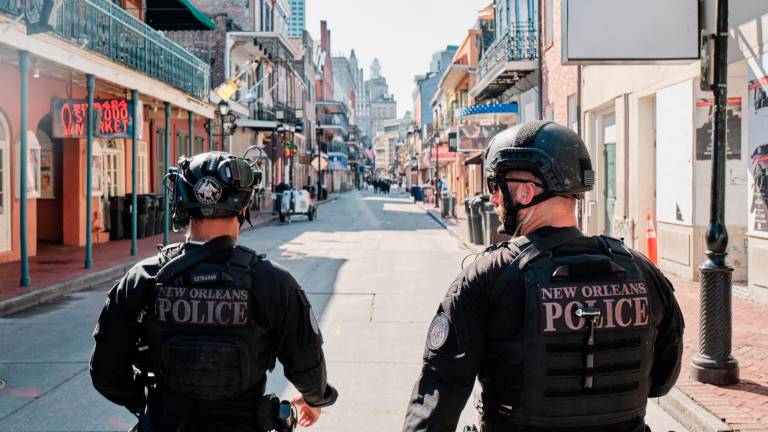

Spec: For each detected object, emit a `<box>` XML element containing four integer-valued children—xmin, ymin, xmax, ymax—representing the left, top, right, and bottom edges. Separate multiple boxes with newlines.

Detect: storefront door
<box><xmin>0</xmin><ymin>112</ymin><xmax>9</xmax><ymax>252</ymax></box>
<box><xmin>602</xmin><ymin>114</ymin><xmax>617</xmax><ymax>237</ymax></box>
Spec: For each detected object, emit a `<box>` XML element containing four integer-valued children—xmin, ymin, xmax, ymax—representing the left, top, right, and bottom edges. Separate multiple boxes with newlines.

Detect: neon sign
<box><xmin>53</xmin><ymin>99</ymin><xmax>134</xmax><ymax>138</ymax></box>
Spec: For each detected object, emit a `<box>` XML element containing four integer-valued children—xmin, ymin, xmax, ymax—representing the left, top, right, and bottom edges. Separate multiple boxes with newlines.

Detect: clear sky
<box><xmin>306</xmin><ymin>0</ymin><xmax>492</xmax><ymax>118</ymax></box>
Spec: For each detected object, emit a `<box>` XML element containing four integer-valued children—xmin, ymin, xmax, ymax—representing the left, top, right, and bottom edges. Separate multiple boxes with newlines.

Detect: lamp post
<box><xmin>690</xmin><ymin>0</ymin><xmax>739</xmax><ymax>386</ymax></box>
<box><xmin>218</xmin><ymin>100</ymin><xmax>229</xmax><ymax>152</ymax></box>
<box><xmin>434</xmin><ymin>131</ymin><xmax>440</xmax><ymax>208</ymax></box>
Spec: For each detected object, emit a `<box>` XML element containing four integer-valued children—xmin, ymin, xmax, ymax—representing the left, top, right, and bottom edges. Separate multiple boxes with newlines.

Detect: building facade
<box><xmin>0</xmin><ymin>0</ymin><xmax>214</xmax><ymax>270</ymax></box>
<box><xmin>287</xmin><ymin>0</ymin><xmax>305</xmax><ymax>38</ymax></box>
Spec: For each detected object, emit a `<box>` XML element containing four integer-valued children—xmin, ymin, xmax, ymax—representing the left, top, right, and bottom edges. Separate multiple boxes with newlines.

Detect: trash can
<box><xmin>321</xmin><ymin>186</ymin><xmax>328</xmax><ymax>201</ymax></box>
<box><xmin>141</xmin><ymin>194</ymin><xmax>157</xmax><ymax>236</ymax></box>
<box><xmin>412</xmin><ymin>186</ymin><xmax>423</xmax><ymax>202</ymax></box>
<box><xmin>481</xmin><ymin>202</ymin><xmax>509</xmax><ymax>245</ymax></box>
<box><xmin>470</xmin><ymin>195</ymin><xmax>488</xmax><ymax>245</ymax></box>
<box><xmin>109</xmin><ymin>196</ymin><xmax>126</xmax><ymax>241</ymax></box>
<box><xmin>154</xmin><ymin>194</ymin><xmax>165</xmax><ymax>235</ymax></box>
<box><xmin>441</xmin><ymin>192</ymin><xmax>456</xmax><ymax>218</ymax></box>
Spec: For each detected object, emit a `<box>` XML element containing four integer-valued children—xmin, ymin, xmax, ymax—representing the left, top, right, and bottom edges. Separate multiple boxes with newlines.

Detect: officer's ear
<box><xmin>514</xmin><ymin>182</ymin><xmax>536</xmax><ymax>206</ymax></box>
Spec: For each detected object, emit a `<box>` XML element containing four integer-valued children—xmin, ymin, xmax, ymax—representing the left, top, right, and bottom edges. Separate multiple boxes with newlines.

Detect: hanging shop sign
<box><xmin>448</xmin><ymin>131</ymin><xmax>458</xmax><ymax>152</ymax></box>
<box><xmin>52</xmin><ymin>99</ymin><xmax>134</xmax><ymax>139</ymax></box>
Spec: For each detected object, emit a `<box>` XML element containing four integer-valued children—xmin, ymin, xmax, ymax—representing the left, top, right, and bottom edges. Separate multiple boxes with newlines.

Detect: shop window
<box><xmin>176</xmin><ymin>132</ymin><xmax>188</xmax><ymax>161</ymax></box>
<box><xmin>37</xmin><ymin>129</ymin><xmax>55</xmax><ymax>199</ymax></box>
<box><xmin>100</xmin><ymin>139</ymin><xmax>125</xmax><ymax>198</ymax></box>
<box><xmin>155</xmin><ymin>128</ymin><xmax>166</xmax><ymax>193</ymax></box>
<box><xmin>92</xmin><ymin>140</ymin><xmax>104</xmax><ymax>197</ymax></box>
<box><xmin>137</xmin><ymin>140</ymin><xmax>149</xmax><ymax>193</ymax></box>
<box><xmin>193</xmin><ymin>136</ymin><xmax>205</xmax><ymax>155</ymax></box>
<box><xmin>15</xmin><ymin>130</ymin><xmax>41</xmax><ymax>199</ymax></box>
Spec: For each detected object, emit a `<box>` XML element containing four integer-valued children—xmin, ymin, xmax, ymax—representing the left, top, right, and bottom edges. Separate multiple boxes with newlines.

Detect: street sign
<box><xmin>562</xmin><ymin>0</ymin><xmax>699</xmax><ymax>64</ymax></box>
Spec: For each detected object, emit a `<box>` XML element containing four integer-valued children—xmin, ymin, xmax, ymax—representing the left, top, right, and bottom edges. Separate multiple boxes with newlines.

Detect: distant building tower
<box><xmin>288</xmin><ymin>0</ymin><xmax>305</xmax><ymax>38</ymax></box>
<box><xmin>370</xmin><ymin>58</ymin><xmax>382</xmax><ymax>79</ymax></box>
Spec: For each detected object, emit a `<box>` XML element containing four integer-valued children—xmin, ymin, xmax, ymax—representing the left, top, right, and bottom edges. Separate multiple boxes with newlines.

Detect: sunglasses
<box><xmin>486</xmin><ymin>176</ymin><xmax>545</xmax><ymax>194</ymax></box>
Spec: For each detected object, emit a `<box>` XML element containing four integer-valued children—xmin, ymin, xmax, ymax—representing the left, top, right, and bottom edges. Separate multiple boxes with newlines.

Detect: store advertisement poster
<box><xmin>748</xmin><ymin>53</ymin><xmax>768</xmax><ymax>234</ymax></box>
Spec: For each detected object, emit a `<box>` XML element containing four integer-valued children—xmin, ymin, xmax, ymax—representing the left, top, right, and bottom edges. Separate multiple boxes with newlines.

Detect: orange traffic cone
<box><xmin>645</xmin><ymin>212</ymin><xmax>658</xmax><ymax>265</ymax></box>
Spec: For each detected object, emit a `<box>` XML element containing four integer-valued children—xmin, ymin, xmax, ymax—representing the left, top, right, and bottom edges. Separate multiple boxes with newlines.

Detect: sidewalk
<box><xmin>0</xmin><ymin>211</ymin><xmax>276</xmax><ymax>315</ymax></box>
<box><xmin>420</xmin><ymin>201</ymin><xmax>768</xmax><ymax>431</ymax></box>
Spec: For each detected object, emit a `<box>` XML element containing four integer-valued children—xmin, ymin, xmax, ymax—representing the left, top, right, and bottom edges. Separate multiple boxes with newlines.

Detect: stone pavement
<box><xmin>420</xmin><ymin>197</ymin><xmax>768</xmax><ymax>432</ymax></box>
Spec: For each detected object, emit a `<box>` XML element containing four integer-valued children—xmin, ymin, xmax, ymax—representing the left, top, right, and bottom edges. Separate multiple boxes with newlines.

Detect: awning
<box><xmin>145</xmin><ymin>0</ymin><xmax>216</xmax><ymax>31</ymax></box>
<box><xmin>464</xmin><ymin>151</ymin><xmax>484</xmax><ymax>165</ymax></box>
<box><xmin>457</xmin><ymin>102</ymin><xmax>518</xmax><ymax>117</ymax></box>
<box><xmin>236</xmin><ymin>118</ymin><xmax>279</xmax><ymax>131</ymax></box>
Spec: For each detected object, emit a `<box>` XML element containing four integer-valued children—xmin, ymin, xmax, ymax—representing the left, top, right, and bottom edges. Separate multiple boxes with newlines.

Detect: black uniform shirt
<box><xmin>403</xmin><ymin>227</ymin><xmax>684</xmax><ymax>432</ymax></box>
<box><xmin>90</xmin><ymin>240</ymin><xmax>337</xmax><ymax>424</ymax></box>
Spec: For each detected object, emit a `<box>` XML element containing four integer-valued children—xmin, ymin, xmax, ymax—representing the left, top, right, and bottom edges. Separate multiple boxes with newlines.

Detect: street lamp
<box><xmin>433</xmin><ymin>131</ymin><xmax>440</xmax><ymax>208</ymax></box>
<box><xmin>217</xmin><ymin>100</ymin><xmax>230</xmax><ymax>151</ymax></box>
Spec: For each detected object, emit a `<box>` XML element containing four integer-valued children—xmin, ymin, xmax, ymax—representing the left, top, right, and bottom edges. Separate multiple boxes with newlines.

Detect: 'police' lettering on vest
<box><xmin>539</xmin><ymin>280</ymin><xmax>650</xmax><ymax>333</ymax></box>
<box><xmin>155</xmin><ymin>285</ymin><xmax>250</xmax><ymax>326</ymax></box>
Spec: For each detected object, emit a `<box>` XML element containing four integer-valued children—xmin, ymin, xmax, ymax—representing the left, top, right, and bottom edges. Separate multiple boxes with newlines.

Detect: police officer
<box><xmin>91</xmin><ymin>151</ymin><xmax>337</xmax><ymax>431</ymax></box>
<box><xmin>403</xmin><ymin>121</ymin><xmax>683</xmax><ymax>432</ymax></box>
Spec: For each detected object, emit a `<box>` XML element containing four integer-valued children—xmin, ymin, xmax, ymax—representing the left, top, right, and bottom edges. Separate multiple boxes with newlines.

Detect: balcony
<box><xmin>0</xmin><ymin>0</ymin><xmax>210</xmax><ymax>100</ymax></box>
<box><xmin>470</xmin><ymin>24</ymin><xmax>538</xmax><ymax>101</ymax></box>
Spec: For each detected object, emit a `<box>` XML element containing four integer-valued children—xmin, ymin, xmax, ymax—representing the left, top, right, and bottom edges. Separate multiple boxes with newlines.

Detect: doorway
<box><xmin>0</xmin><ymin>111</ymin><xmax>9</xmax><ymax>252</ymax></box>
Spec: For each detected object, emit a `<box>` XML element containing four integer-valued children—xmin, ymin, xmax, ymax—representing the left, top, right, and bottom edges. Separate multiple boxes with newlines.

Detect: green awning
<box><xmin>146</xmin><ymin>0</ymin><xmax>216</xmax><ymax>31</ymax></box>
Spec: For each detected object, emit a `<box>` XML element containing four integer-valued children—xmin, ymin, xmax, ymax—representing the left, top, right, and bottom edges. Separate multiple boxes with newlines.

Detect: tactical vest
<box><xmin>478</xmin><ymin>230</ymin><xmax>657</xmax><ymax>429</ymax></box>
<box><xmin>143</xmin><ymin>244</ymin><xmax>273</xmax><ymax>401</ymax></box>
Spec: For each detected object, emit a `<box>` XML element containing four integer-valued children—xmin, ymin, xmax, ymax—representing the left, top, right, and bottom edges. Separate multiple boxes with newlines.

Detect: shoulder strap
<box><xmin>225</xmin><ymin>245</ymin><xmax>262</xmax><ymax>283</ymax></box>
<box><xmin>155</xmin><ymin>236</ymin><xmax>236</xmax><ymax>284</ymax></box>
<box><xmin>490</xmin><ymin>228</ymin><xmax>584</xmax><ymax>306</ymax></box>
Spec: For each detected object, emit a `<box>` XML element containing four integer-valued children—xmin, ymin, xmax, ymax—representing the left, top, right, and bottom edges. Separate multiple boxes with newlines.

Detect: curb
<box><xmin>652</xmin><ymin>388</ymin><xmax>732</xmax><ymax>432</ymax></box>
<box><xmin>416</xmin><ymin>202</ymin><xmax>483</xmax><ymax>253</ymax></box>
<box><xmin>0</xmin><ymin>261</ymin><xmax>137</xmax><ymax>317</ymax></box>
<box><xmin>0</xmin><ymin>211</ymin><xmax>286</xmax><ymax>317</ymax></box>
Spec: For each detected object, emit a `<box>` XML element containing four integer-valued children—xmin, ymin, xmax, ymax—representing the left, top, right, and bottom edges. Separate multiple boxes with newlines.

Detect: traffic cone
<box><xmin>645</xmin><ymin>212</ymin><xmax>658</xmax><ymax>265</ymax></box>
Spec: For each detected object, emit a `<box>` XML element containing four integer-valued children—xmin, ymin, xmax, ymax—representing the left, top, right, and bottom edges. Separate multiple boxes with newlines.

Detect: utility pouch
<box><xmin>160</xmin><ymin>336</ymin><xmax>250</xmax><ymax>400</ymax></box>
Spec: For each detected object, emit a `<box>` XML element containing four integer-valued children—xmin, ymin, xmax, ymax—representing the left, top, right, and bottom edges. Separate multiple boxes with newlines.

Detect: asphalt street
<box><xmin>0</xmin><ymin>190</ymin><xmax>689</xmax><ymax>431</ymax></box>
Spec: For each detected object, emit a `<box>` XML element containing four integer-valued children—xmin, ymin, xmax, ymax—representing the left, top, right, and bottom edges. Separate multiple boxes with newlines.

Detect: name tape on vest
<box><xmin>539</xmin><ymin>280</ymin><xmax>650</xmax><ymax>333</ymax></box>
<box><xmin>155</xmin><ymin>285</ymin><xmax>250</xmax><ymax>326</ymax></box>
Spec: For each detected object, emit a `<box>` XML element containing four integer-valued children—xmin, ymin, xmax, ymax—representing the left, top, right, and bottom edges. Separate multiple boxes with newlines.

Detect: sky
<box><xmin>306</xmin><ymin>0</ymin><xmax>492</xmax><ymax>118</ymax></box>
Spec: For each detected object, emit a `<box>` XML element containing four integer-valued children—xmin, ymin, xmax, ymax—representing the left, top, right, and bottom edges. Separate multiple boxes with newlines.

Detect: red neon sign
<box><xmin>53</xmin><ymin>99</ymin><xmax>133</xmax><ymax>139</ymax></box>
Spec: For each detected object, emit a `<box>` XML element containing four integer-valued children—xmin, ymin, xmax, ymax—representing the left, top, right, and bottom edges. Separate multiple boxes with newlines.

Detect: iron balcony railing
<box><xmin>318</xmin><ymin>113</ymin><xmax>349</xmax><ymax>130</ymax></box>
<box><xmin>0</xmin><ymin>0</ymin><xmax>17</xmax><ymax>15</ymax></box>
<box><xmin>477</xmin><ymin>24</ymin><xmax>538</xmax><ymax>83</ymax></box>
<box><xmin>0</xmin><ymin>0</ymin><xmax>210</xmax><ymax>99</ymax></box>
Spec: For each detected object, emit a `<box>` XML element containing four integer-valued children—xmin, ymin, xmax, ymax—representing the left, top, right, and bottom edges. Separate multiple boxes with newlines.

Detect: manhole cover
<box><xmin>0</xmin><ymin>378</ymin><xmax>6</xmax><ymax>390</ymax></box>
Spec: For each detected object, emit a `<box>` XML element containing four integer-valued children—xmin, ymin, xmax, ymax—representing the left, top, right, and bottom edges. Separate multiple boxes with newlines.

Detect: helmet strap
<box><xmin>499</xmin><ymin>181</ymin><xmax>555</xmax><ymax>235</ymax></box>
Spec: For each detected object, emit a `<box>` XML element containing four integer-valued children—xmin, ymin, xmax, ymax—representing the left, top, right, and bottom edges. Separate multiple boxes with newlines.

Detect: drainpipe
<box><xmin>163</xmin><ymin>101</ymin><xmax>171</xmax><ymax>246</ymax></box>
<box><xmin>130</xmin><ymin>90</ymin><xmax>138</xmax><ymax>256</ymax></box>
<box><xmin>85</xmin><ymin>74</ymin><xmax>95</xmax><ymax>269</ymax></box>
<box><xmin>18</xmin><ymin>50</ymin><xmax>30</xmax><ymax>287</ymax></box>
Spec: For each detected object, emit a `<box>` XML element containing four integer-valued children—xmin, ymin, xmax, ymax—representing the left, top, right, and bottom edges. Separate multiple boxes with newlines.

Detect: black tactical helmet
<box><xmin>484</xmin><ymin>121</ymin><xmax>594</xmax><ymax>195</ymax></box>
<box><xmin>169</xmin><ymin>151</ymin><xmax>263</xmax><ymax>229</ymax></box>
<box><xmin>484</xmin><ymin>121</ymin><xmax>594</xmax><ymax>235</ymax></box>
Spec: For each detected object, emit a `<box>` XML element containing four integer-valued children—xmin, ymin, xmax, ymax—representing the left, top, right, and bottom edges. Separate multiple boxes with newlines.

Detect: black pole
<box><xmin>163</xmin><ymin>102</ymin><xmax>171</xmax><ymax>246</ymax></box>
<box><xmin>690</xmin><ymin>0</ymin><xmax>739</xmax><ymax>386</ymax></box>
<box><xmin>317</xmin><ymin>131</ymin><xmax>322</xmax><ymax>201</ymax></box>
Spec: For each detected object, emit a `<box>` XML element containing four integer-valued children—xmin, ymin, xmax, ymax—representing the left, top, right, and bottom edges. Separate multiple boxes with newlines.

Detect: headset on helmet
<box><xmin>484</xmin><ymin>121</ymin><xmax>594</xmax><ymax>235</ymax></box>
<box><xmin>166</xmin><ymin>147</ymin><xmax>264</xmax><ymax>230</ymax></box>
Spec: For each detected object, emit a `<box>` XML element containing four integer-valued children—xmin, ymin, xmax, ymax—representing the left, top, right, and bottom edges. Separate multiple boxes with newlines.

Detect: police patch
<box><xmin>155</xmin><ymin>285</ymin><xmax>249</xmax><ymax>326</ymax></box>
<box><xmin>427</xmin><ymin>313</ymin><xmax>450</xmax><ymax>350</ymax></box>
<box><xmin>194</xmin><ymin>177</ymin><xmax>222</xmax><ymax>205</ymax></box>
